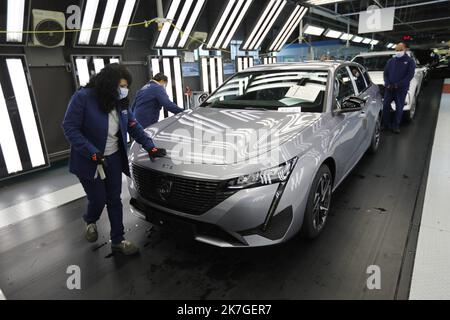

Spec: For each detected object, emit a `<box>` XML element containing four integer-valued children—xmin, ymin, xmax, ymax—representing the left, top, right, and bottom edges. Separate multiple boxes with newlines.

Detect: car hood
<box><xmin>145</xmin><ymin>108</ymin><xmax>321</xmax><ymax>165</ymax></box>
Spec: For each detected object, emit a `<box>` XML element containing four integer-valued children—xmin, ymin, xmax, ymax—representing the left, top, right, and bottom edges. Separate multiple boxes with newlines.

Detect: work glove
<box><xmin>148</xmin><ymin>147</ymin><xmax>167</xmax><ymax>161</ymax></box>
<box><xmin>91</xmin><ymin>153</ymin><xmax>107</xmax><ymax>180</ymax></box>
<box><xmin>91</xmin><ymin>153</ymin><xmax>106</xmax><ymax>165</ymax></box>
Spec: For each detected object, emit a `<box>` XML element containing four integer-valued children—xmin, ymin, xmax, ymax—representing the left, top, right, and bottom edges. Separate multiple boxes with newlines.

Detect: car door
<box><xmin>348</xmin><ymin>64</ymin><xmax>375</xmax><ymax>151</ymax></box>
<box><xmin>331</xmin><ymin>66</ymin><xmax>366</xmax><ymax>181</ymax></box>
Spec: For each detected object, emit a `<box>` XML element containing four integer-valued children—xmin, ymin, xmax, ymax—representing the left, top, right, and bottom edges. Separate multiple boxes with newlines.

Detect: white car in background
<box><xmin>352</xmin><ymin>51</ymin><xmax>425</xmax><ymax>122</ymax></box>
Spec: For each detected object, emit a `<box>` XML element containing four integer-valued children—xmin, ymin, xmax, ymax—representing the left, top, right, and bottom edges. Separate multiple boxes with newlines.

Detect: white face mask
<box><xmin>118</xmin><ymin>87</ymin><xmax>129</xmax><ymax>99</ymax></box>
<box><xmin>395</xmin><ymin>51</ymin><xmax>405</xmax><ymax>58</ymax></box>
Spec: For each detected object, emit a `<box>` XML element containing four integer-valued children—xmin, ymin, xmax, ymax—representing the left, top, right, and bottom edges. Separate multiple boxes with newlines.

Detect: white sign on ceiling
<box><xmin>358</xmin><ymin>6</ymin><xmax>395</xmax><ymax>34</ymax></box>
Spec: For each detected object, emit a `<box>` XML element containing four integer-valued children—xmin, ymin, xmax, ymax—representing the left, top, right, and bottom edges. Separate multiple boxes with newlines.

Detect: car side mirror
<box><xmin>336</xmin><ymin>96</ymin><xmax>365</xmax><ymax>114</ymax></box>
<box><xmin>198</xmin><ymin>92</ymin><xmax>209</xmax><ymax>104</ymax></box>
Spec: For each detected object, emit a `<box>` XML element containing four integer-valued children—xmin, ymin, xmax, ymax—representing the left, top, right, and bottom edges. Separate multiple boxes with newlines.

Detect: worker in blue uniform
<box><xmin>62</xmin><ymin>64</ymin><xmax>166</xmax><ymax>255</ymax></box>
<box><xmin>383</xmin><ymin>42</ymin><xmax>416</xmax><ymax>134</ymax></box>
<box><xmin>132</xmin><ymin>73</ymin><xmax>184</xmax><ymax>128</ymax></box>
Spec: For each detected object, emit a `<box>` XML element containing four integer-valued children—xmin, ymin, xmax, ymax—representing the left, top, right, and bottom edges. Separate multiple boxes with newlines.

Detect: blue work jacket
<box><xmin>62</xmin><ymin>88</ymin><xmax>155</xmax><ymax>180</ymax></box>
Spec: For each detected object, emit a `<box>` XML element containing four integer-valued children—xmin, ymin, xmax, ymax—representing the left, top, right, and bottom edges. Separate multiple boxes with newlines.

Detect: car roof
<box><xmin>241</xmin><ymin>60</ymin><xmax>356</xmax><ymax>73</ymax></box>
<box><xmin>355</xmin><ymin>51</ymin><xmax>395</xmax><ymax>57</ymax></box>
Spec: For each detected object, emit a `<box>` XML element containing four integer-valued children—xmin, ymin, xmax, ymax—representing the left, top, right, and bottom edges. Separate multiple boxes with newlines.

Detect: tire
<box><xmin>368</xmin><ymin>116</ymin><xmax>381</xmax><ymax>154</ymax></box>
<box><xmin>300</xmin><ymin>164</ymin><xmax>333</xmax><ymax>239</ymax></box>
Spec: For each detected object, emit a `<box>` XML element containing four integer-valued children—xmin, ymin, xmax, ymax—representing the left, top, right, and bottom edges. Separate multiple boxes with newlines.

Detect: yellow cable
<box><xmin>0</xmin><ymin>17</ymin><xmax>306</xmax><ymax>57</ymax></box>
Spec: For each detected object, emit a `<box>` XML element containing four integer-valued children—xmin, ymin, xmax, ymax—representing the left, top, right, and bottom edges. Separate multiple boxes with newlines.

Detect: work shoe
<box><xmin>85</xmin><ymin>223</ymin><xmax>98</xmax><ymax>242</ymax></box>
<box><xmin>111</xmin><ymin>240</ymin><xmax>139</xmax><ymax>256</ymax></box>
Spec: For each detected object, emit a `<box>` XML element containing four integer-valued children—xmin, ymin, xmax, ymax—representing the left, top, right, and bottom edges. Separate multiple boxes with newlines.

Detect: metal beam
<box><xmin>335</xmin><ymin>0</ymin><xmax>450</xmax><ymax>17</ymax></box>
<box><xmin>309</xmin><ymin>6</ymin><xmax>358</xmax><ymax>27</ymax></box>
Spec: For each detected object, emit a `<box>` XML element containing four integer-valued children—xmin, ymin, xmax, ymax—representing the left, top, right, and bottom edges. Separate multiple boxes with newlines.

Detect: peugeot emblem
<box><xmin>158</xmin><ymin>177</ymin><xmax>173</xmax><ymax>201</ymax></box>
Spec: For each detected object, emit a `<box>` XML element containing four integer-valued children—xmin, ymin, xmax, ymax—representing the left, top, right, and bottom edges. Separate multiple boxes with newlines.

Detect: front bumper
<box><xmin>128</xmin><ymin>179</ymin><xmax>296</xmax><ymax>247</ymax></box>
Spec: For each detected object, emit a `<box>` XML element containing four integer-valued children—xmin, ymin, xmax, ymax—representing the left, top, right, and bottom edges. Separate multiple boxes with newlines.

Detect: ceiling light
<box><xmin>303</xmin><ymin>24</ymin><xmax>325</xmax><ymax>36</ymax></box>
<box><xmin>6</xmin><ymin>59</ymin><xmax>46</xmax><ymax>168</ymax></box>
<box><xmin>324</xmin><ymin>29</ymin><xmax>342</xmax><ymax>39</ymax></box>
<box><xmin>97</xmin><ymin>0</ymin><xmax>119</xmax><ymax>45</ymax></box>
<box><xmin>113</xmin><ymin>0</ymin><xmax>137</xmax><ymax>46</ymax></box>
<box><xmin>242</xmin><ymin>0</ymin><xmax>287</xmax><ymax>51</ymax></box>
<box><xmin>307</xmin><ymin>0</ymin><xmax>345</xmax><ymax>5</ymax></box>
<box><xmin>370</xmin><ymin>39</ymin><xmax>379</xmax><ymax>45</ymax></box>
<box><xmin>352</xmin><ymin>36</ymin><xmax>363</xmax><ymax>43</ymax></box>
<box><xmin>362</xmin><ymin>38</ymin><xmax>372</xmax><ymax>44</ymax></box>
<box><xmin>178</xmin><ymin>0</ymin><xmax>207</xmax><ymax>48</ymax></box>
<box><xmin>269</xmin><ymin>5</ymin><xmax>308</xmax><ymax>52</ymax></box>
<box><xmin>6</xmin><ymin>0</ymin><xmax>26</xmax><ymax>43</ymax></box>
<box><xmin>340</xmin><ymin>33</ymin><xmax>353</xmax><ymax>41</ymax></box>
<box><xmin>78</xmin><ymin>0</ymin><xmax>100</xmax><ymax>45</ymax></box>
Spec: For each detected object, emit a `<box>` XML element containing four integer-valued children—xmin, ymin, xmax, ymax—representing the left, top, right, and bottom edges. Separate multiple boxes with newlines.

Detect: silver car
<box><xmin>128</xmin><ymin>61</ymin><xmax>382</xmax><ymax>247</ymax></box>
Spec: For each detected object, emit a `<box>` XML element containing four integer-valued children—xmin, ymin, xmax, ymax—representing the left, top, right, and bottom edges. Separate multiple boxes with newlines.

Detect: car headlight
<box><xmin>226</xmin><ymin>157</ymin><xmax>298</xmax><ymax>190</ymax></box>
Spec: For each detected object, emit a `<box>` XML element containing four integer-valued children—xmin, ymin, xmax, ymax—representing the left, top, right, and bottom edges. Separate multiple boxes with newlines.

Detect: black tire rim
<box><xmin>312</xmin><ymin>172</ymin><xmax>332</xmax><ymax>232</ymax></box>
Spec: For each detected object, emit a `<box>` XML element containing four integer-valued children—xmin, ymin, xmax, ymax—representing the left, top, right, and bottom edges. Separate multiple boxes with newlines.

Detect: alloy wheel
<box><xmin>312</xmin><ymin>172</ymin><xmax>332</xmax><ymax>232</ymax></box>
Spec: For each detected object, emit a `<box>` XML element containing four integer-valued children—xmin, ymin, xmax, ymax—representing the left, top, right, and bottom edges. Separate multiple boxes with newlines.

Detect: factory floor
<box><xmin>0</xmin><ymin>79</ymin><xmax>444</xmax><ymax>300</ymax></box>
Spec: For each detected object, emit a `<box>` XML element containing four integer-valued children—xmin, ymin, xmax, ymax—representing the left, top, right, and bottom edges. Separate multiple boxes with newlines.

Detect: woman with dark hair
<box><xmin>62</xmin><ymin>63</ymin><xmax>166</xmax><ymax>255</ymax></box>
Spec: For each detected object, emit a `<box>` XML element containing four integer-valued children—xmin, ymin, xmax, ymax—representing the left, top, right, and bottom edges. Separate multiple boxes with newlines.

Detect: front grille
<box><xmin>132</xmin><ymin>163</ymin><xmax>237</xmax><ymax>215</ymax></box>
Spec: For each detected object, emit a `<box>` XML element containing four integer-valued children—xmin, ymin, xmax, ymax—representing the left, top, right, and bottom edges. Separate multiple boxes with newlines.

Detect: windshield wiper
<box><xmin>243</xmin><ymin>107</ymin><xmax>269</xmax><ymax>111</ymax></box>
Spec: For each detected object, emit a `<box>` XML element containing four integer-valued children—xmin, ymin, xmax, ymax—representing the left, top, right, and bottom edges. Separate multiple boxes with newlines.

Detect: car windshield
<box><xmin>353</xmin><ymin>55</ymin><xmax>393</xmax><ymax>71</ymax></box>
<box><xmin>202</xmin><ymin>70</ymin><xmax>328</xmax><ymax>113</ymax></box>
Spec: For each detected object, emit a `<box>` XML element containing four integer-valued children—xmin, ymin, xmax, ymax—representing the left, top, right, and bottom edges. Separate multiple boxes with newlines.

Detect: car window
<box><xmin>334</xmin><ymin>67</ymin><xmax>356</xmax><ymax>107</ymax></box>
<box><xmin>353</xmin><ymin>55</ymin><xmax>392</xmax><ymax>71</ymax></box>
<box><xmin>203</xmin><ymin>70</ymin><xmax>328</xmax><ymax>113</ymax></box>
<box><xmin>348</xmin><ymin>65</ymin><xmax>368</xmax><ymax>93</ymax></box>
<box><xmin>361</xmin><ymin>69</ymin><xmax>371</xmax><ymax>87</ymax></box>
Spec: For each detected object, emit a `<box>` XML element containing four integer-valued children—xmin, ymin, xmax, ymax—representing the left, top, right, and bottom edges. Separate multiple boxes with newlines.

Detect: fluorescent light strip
<box><xmin>110</xmin><ymin>58</ymin><xmax>120</xmax><ymax>64</ymax></box>
<box><xmin>274</xmin><ymin>7</ymin><xmax>308</xmax><ymax>51</ymax></box>
<box><xmin>352</xmin><ymin>36</ymin><xmax>363</xmax><ymax>43</ymax></box>
<box><xmin>113</xmin><ymin>0</ymin><xmax>137</xmax><ymax>46</ymax></box>
<box><xmin>252</xmin><ymin>0</ymin><xmax>286</xmax><ymax>50</ymax></box>
<box><xmin>151</xmin><ymin>58</ymin><xmax>165</xmax><ymax>120</ymax></box>
<box><xmin>324</xmin><ymin>29</ymin><xmax>342</xmax><ymax>39</ymax></box>
<box><xmin>370</xmin><ymin>39</ymin><xmax>379</xmax><ymax>45</ymax></box>
<box><xmin>178</xmin><ymin>0</ymin><xmax>206</xmax><ymax>48</ymax></box>
<box><xmin>168</xmin><ymin>0</ymin><xmax>194</xmax><ymax>48</ymax></box>
<box><xmin>217</xmin><ymin>57</ymin><xmax>224</xmax><ymax>86</ymax></box>
<box><xmin>237</xmin><ymin>57</ymin><xmax>243</xmax><ymax>72</ymax></box>
<box><xmin>307</xmin><ymin>0</ymin><xmax>345</xmax><ymax>4</ymax></box>
<box><xmin>386</xmin><ymin>43</ymin><xmax>394</xmax><ymax>48</ymax></box>
<box><xmin>162</xmin><ymin>58</ymin><xmax>174</xmax><ymax>102</ymax></box>
<box><xmin>362</xmin><ymin>38</ymin><xmax>372</xmax><ymax>44</ymax></box>
<box><xmin>151</xmin><ymin>58</ymin><xmax>160</xmax><ymax>75</ymax></box>
<box><xmin>156</xmin><ymin>0</ymin><xmax>181</xmax><ymax>47</ymax></box>
<box><xmin>340</xmin><ymin>33</ymin><xmax>353</xmax><ymax>41</ymax></box>
<box><xmin>173</xmin><ymin>57</ymin><xmax>184</xmax><ymax>109</ymax></box>
<box><xmin>207</xmin><ymin>0</ymin><xmax>236</xmax><ymax>48</ymax></box>
<box><xmin>269</xmin><ymin>5</ymin><xmax>301</xmax><ymax>51</ymax></box>
<box><xmin>6</xmin><ymin>59</ymin><xmax>46</xmax><ymax>168</ymax></box>
<box><xmin>272</xmin><ymin>6</ymin><xmax>307</xmax><ymax>51</ymax></box>
<box><xmin>243</xmin><ymin>58</ymin><xmax>248</xmax><ymax>70</ymax></box>
<box><xmin>210</xmin><ymin>58</ymin><xmax>217</xmax><ymax>92</ymax></box>
<box><xmin>79</xmin><ymin>0</ymin><xmax>100</xmax><ymax>45</ymax></box>
<box><xmin>6</xmin><ymin>0</ymin><xmax>25</xmax><ymax>42</ymax></box>
<box><xmin>201</xmin><ymin>57</ymin><xmax>209</xmax><ymax>93</ymax></box>
<box><xmin>0</xmin><ymin>82</ymin><xmax>22</xmax><ymax>173</ymax></box>
<box><xmin>93</xmin><ymin>58</ymin><xmax>105</xmax><ymax>73</ymax></box>
<box><xmin>222</xmin><ymin>0</ymin><xmax>253</xmax><ymax>49</ymax></box>
<box><xmin>76</xmin><ymin>58</ymin><xmax>90</xmax><ymax>87</ymax></box>
<box><xmin>215</xmin><ymin>0</ymin><xmax>245</xmax><ymax>49</ymax></box>
<box><xmin>97</xmin><ymin>0</ymin><xmax>119</xmax><ymax>45</ymax></box>
<box><xmin>249</xmin><ymin>57</ymin><xmax>254</xmax><ymax>67</ymax></box>
<box><xmin>243</xmin><ymin>0</ymin><xmax>276</xmax><ymax>50</ymax></box>
<box><xmin>303</xmin><ymin>25</ymin><xmax>324</xmax><ymax>36</ymax></box>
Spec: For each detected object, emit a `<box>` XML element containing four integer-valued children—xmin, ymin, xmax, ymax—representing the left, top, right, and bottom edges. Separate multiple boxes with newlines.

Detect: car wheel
<box><xmin>300</xmin><ymin>165</ymin><xmax>333</xmax><ymax>239</ymax></box>
<box><xmin>368</xmin><ymin>116</ymin><xmax>381</xmax><ymax>154</ymax></box>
